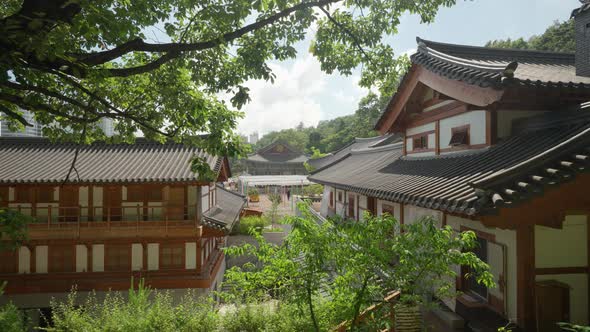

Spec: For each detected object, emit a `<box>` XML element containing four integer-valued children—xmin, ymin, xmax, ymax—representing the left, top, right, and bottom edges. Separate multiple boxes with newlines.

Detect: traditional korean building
<box><xmin>309</xmin><ymin>7</ymin><xmax>590</xmax><ymax>331</ymax></box>
<box><xmin>243</xmin><ymin>140</ymin><xmax>308</xmax><ymax>175</ymax></box>
<box><xmin>0</xmin><ymin>137</ymin><xmax>245</xmax><ymax>318</ymax></box>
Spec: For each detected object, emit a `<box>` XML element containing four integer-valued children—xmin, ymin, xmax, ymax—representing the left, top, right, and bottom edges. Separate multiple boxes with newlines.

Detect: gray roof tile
<box><xmin>0</xmin><ymin>137</ymin><xmax>221</xmax><ymax>184</ymax></box>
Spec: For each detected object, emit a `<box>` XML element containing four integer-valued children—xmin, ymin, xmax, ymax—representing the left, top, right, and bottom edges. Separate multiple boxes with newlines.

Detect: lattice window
<box><xmin>160</xmin><ymin>243</ymin><xmax>184</xmax><ymax>269</ymax></box>
<box><xmin>412</xmin><ymin>135</ymin><xmax>428</xmax><ymax>150</ymax></box>
<box><xmin>105</xmin><ymin>245</ymin><xmax>131</xmax><ymax>272</ymax></box>
<box><xmin>49</xmin><ymin>245</ymin><xmax>75</xmax><ymax>273</ymax></box>
<box><xmin>37</xmin><ymin>187</ymin><xmax>55</xmax><ymax>203</ymax></box>
<box><xmin>449</xmin><ymin>126</ymin><xmax>470</xmax><ymax>146</ymax></box>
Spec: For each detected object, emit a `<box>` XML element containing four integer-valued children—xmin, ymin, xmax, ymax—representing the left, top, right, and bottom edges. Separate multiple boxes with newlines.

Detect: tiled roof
<box><xmin>245</xmin><ymin>153</ymin><xmax>308</xmax><ymax>163</ymax></box>
<box><xmin>306</xmin><ymin>134</ymin><xmax>399</xmax><ymax>171</ymax></box>
<box><xmin>203</xmin><ymin>185</ymin><xmax>246</xmax><ymax>231</ymax></box>
<box><xmin>309</xmin><ymin>109</ymin><xmax>590</xmax><ymax>216</ymax></box>
<box><xmin>0</xmin><ymin>137</ymin><xmax>221</xmax><ymax>184</ymax></box>
<box><xmin>572</xmin><ymin>3</ymin><xmax>590</xmax><ymax>17</ymax></box>
<box><xmin>412</xmin><ymin>37</ymin><xmax>590</xmax><ymax>90</ymax></box>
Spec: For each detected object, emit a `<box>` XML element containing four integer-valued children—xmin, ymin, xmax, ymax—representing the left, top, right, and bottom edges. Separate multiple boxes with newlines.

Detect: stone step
<box><xmin>430</xmin><ymin>307</ymin><xmax>465</xmax><ymax>330</ymax></box>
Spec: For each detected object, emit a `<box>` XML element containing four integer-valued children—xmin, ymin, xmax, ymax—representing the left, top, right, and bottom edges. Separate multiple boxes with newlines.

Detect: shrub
<box><xmin>247</xmin><ymin>187</ymin><xmax>259</xmax><ymax>196</ymax></box>
<box><xmin>268</xmin><ymin>193</ymin><xmax>281</xmax><ymax>204</ymax></box>
<box><xmin>46</xmin><ymin>281</ymin><xmax>218</xmax><ymax>332</ymax></box>
<box><xmin>0</xmin><ymin>302</ymin><xmax>26</xmax><ymax>332</ymax></box>
<box><xmin>303</xmin><ymin>184</ymin><xmax>323</xmax><ymax>196</ymax></box>
<box><xmin>237</xmin><ymin>216</ymin><xmax>268</xmax><ymax>235</ymax></box>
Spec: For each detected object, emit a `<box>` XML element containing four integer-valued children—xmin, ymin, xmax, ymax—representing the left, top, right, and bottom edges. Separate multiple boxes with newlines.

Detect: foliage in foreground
<box><xmin>223</xmin><ymin>204</ymin><xmax>494</xmax><ymax>331</ymax></box>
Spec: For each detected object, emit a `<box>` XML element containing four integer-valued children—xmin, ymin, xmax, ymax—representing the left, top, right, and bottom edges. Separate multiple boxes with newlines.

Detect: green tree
<box><xmin>485</xmin><ymin>20</ymin><xmax>574</xmax><ymax>52</ymax></box>
<box><xmin>1</xmin><ymin>0</ymin><xmax>457</xmax><ymax>173</ymax></box>
<box><xmin>223</xmin><ymin>204</ymin><xmax>494</xmax><ymax>331</ymax></box>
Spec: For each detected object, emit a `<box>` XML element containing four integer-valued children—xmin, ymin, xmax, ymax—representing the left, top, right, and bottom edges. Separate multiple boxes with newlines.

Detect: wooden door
<box><xmin>536</xmin><ymin>280</ymin><xmax>570</xmax><ymax>332</ymax></box>
<box><xmin>348</xmin><ymin>193</ymin><xmax>355</xmax><ymax>219</ymax></box>
<box><xmin>103</xmin><ymin>186</ymin><xmax>122</xmax><ymax>221</ymax></box>
<box><xmin>59</xmin><ymin>186</ymin><xmax>79</xmax><ymax>222</ymax></box>
<box><xmin>167</xmin><ymin>186</ymin><xmax>185</xmax><ymax>220</ymax></box>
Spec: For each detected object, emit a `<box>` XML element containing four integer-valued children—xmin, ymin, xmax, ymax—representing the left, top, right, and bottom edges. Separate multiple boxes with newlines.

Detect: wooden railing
<box><xmin>8</xmin><ymin>204</ymin><xmax>199</xmax><ymax>225</ymax></box>
<box><xmin>335</xmin><ymin>291</ymin><xmax>401</xmax><ymax>332</ymax></box>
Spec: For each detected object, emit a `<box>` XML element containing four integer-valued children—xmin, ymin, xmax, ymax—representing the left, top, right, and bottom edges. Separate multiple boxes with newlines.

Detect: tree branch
<box><xmin>0</xmin><ymin>104</ymin><xmax>32</xmax><ymax>127</ymax></box>
<box><xmin>318</xmin><ymin>6</ymin><xmax>372</xmax><ymax>63</ymax></box>
<box><xmin>76</xmin><ymin>0</ymin><xmax>343</xmax><ymax>66</ymax></box>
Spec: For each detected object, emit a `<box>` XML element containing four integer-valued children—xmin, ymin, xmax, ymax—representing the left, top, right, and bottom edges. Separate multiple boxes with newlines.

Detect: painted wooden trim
<box><xmin>378</xmin><ymin>66</ymin><xmax>422</xmax><ymax>134</ymax></box>
<box><xmin>406</xmin><ymin>148</ymin><xmax>435</xmax><ymax>155</ymax></box>
<box><xmin>535</xmin><ymin>266</ymin><xmax>588</xmax><ymax>275</ymax></box>
<box><xmin>405</xmin><ymin>102</ymin><xmax>469</xmax><ymax>129</ymax></box>
<box><xmin>406</xmin><ymin>130</ymin><xmax>436</xmax><ymax>139</ymax></box>
<box><xmin>418</xmin><ymin>66</ymin><xmax>504</xmax><ymax>107</ymax></box>
<box><xmin>439</xmin><ymin>143</ymin><xmax>488</xmax><ymax>154</ymax></box>
<box><xmin>461</xmin><ymin>225</ymin><xmax>496</xmax><ymax>242</ymax></box>
<box><xmin>435</xmin><ymin>121</ymin><xmax>440</xmax><ymax>155</ymax></box>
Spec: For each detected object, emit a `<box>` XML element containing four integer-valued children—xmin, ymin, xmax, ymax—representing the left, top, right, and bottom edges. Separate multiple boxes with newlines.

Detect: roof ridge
<box><xmin>417</xmin><ymin>37</ymin><xmax>575</xmax><ymax>63</ymax></box>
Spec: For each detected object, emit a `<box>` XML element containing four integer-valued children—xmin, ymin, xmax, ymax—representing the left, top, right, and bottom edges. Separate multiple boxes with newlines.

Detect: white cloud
<box><xmin>233</xmin><ymin>53</ymin><xmax>326</xmax><ymax>135</ymax></box>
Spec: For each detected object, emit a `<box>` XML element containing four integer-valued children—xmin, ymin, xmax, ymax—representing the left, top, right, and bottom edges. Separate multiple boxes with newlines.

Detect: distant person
<box><xmin>286</xmin><ymin>188</ymin><xmax>291</xmax><ymax>201</ymax></box>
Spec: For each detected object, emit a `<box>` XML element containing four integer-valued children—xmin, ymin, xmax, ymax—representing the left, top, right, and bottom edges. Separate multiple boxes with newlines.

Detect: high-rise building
<box><xmin>249</xmin><ymin>132</ymin><xmax>259</xmax><ymax>145</ymax></box>
<box><xmin>0</xmin><ymin>110</ymin><xmax>42</xmax><ymax>137</ymax></box>
<box><xmin>1</xmin><ymin>110</ymin><xmax>115</xmax><ymax>137</ymax></box>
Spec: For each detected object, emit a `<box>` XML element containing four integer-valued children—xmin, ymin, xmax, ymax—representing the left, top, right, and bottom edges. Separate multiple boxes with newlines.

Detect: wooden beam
<box><xmin>516</xmin><ymin>224</ymin><xmax>536</xmax><ymax>330</ymax></box>
<box><xmin>435</xmin><ymin>121</ymin><xmax>440</xmax><ymax>155</ymax></box>
<box><xmin>418</xmin><ymin>67</ymin><xmax>504</xmax><ymax>107</ymax></box>
<box><xmin>377</xmin><ymin>65</ymin><xmax>422</xmax><ymax>134</ymax></box>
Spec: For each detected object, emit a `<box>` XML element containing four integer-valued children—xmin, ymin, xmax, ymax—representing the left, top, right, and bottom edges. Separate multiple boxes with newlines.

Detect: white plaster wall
<box><xmin>76</xmin><ymin>245</ymin><xmax>87</xmax><ymax>272</ymax></box>
<box><xmin>446</xmin><ymin>216</ymin><xmax>518</xmax><ymax>322</ymax></box>
<box><xmin>18</xmin><ymin>247</ymin><xmax>30</xmax><ymax>274</ymax></box>
<box><xmin>404</xmin><ymin>205</ymin><xmax>443</xmax><ymax>227</ymax></box>
<box><xmin>320</xmin><ymin>185</ymin><xmax>331</xmax><ymax>217</ymax></box>
<box><xmin>536</xmin><ymin>274</ymin><xmax>588</xmax><ymax>325</ymax></box>
<box><xmin>406</xmin><ymin>138</ymin><xmax>413</xmax><ymax>151</ymax></box>
<box><xmin>201</xmin><ymin>186</ymin><xmax>210</xmax><ymax>212</ymax></box>
<box><xmin>335</xmin><ymin>189</ymin><xmax>347</xmax><ymax>217</ymax></box>
<box><xmin>406</xmin><ymin>122</ymin><xmax>436</xmax><ymax>136</ymax></box>
<box><xmin>8</xmin><ymin>187</ymin><xmax>14</xmax><ymax>201</ymax></box>
<box><xmin>376</xmin><ymin>200</ymin><xmax>401</xmax><ymax>221</ymax></box>
<box><xmin>35</xmin><ymin>246</ymin><xmax>48</xmax><ymax>274</ymax></box>
<box><xmin>439</xmin><ymin>110</ymin><xmax>486</xmax><ymax>150</ymax></box>
<box><xmin>79</xmin><ymin>187</ymin><xmax>89</xmax><ymax>220</ymax></box>
<box><xmin>9</xmin><ymin>203</ymin><xmax>32</xmax><ymax>216</ymax></box>
<box><xmin>535</xmin><ymin>215</ymin><xmax>587</xmax><ymax>268</ymax></box>
<box><xmin>428</xmin><ymin>133</ymin><xmax>436</xmax><ymax>149</ymax></box>
<box><xmin>92</xmin><ymin>244</ymin><xmax>104</xmax><ymax>272</ymax></box>
<box><xmin>93</xmin><ymin>187</ymin><xmax>103</xmax><ymax>220</ymax></box>
<box><xmin>185</xmin><ymin>242</ymin><xmax>197</xmax><ymax>269</ymax></box>
<box><xmin>131</xmin><ymin>244</ymin><xmax>143</xmax><ymax>271</ymax></box>
<box><xmin>497</xmin><ymin>110</ymin><xmax>545</xmax><ymax>139</ymax></box>
<box><xmin>147</xmin><ymin>243</ymin><xmax>159</xmax><ymax>271</ymax></box>
<box><xmin>122</xmin><ymin>186</ymin><xmax>128</xmax><ymax>200</ymax></box>
<box><xmin>147</xmin><ymin>202</ymin><xmax>163</xmax><ymax>220</ymax></box>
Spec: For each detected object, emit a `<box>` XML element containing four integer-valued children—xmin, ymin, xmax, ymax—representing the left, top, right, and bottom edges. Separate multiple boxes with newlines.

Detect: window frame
<box><xmin>105</xmin><ymin>244</ymin><xmax>131</xmax><ymax>272</ymax></box>
<box><xmin>160</xmin><ymin>243</ymin><xmax>185</xmax><ymax>270</ymax></box>
<box><xmin>412</xmin><ymin>134</ymin><xmax>429</xmax><ymax>151</ymax></box>
<box><xmin>48</xmin><ymin>245</ymin><xmax>75</xmax><ymax>273</ymax></box>
<box><xmin>449</xmin><ymin>125</ymin><xmax>470</xmax><ymax>147</ymax></box>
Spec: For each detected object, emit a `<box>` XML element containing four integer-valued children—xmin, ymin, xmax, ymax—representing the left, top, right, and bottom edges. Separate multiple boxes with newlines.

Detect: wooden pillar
<box><xmin>517</xmin><ymin>224</ymin><xmax>536</xmax><ymax>330</ymax></box>
<box><xmin>435</xmin><ymin>120</ymin><xmax>440</xmax><ymax>155</ymax></box>
<box><xmin>196</xmin><ymin>238</ymin><xmax>202</xmax><ymax>274</ymax></box>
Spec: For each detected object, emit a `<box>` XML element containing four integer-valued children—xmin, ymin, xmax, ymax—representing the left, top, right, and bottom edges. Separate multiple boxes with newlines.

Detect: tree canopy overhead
<box><xmin>1</xmin><ymin>0</ymin><xmax>456</xmax><ymax>166</ymax></box>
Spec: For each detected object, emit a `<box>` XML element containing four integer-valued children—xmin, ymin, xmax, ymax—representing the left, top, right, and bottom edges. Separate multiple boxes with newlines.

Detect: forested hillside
<box><xmin>485</xmin><ymin>20</ymin><xmax>573</xmax><ymax>52</ymax></box>
<box><xmin>254</xmin><ymin>92</ymin><xmax>388</xmax><ymax>154</ymax></box>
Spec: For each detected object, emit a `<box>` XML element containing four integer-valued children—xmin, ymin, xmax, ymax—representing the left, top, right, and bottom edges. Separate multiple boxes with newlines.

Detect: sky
<box><xmin>236</xmin><ymin>0</ymin><xmax>580</xmax><ymax>136</ymax></box>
